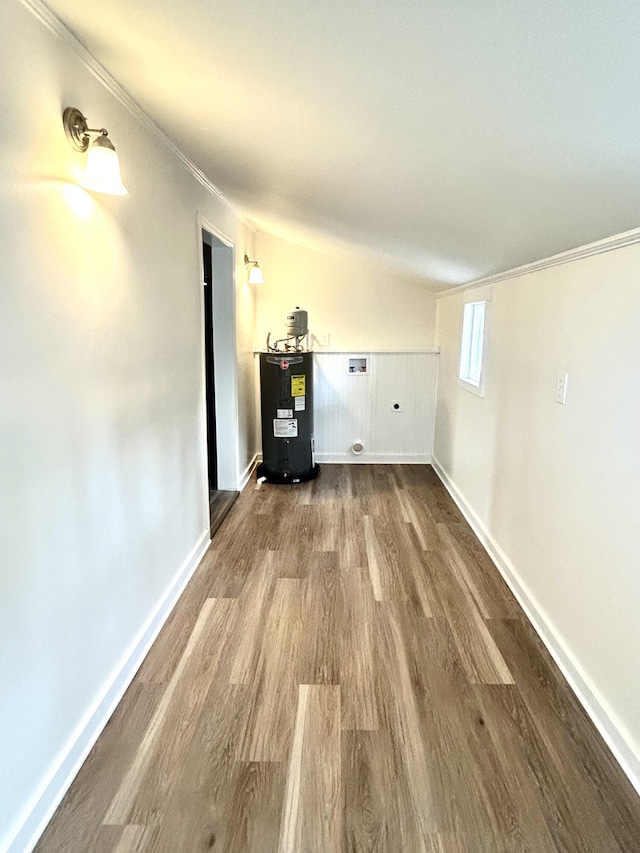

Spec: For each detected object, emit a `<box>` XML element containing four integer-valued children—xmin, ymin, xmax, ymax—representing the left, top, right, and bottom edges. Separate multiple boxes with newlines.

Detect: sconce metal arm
<box><xmin>63</xmin><ymin>107</ymin><xmax>110</xmax><ymax>152</ymax></box>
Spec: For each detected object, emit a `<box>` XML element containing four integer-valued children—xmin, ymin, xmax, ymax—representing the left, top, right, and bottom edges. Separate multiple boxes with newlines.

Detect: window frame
<box><xmin>458</xmin><ymin>297</ymin><xmax>490</xmax><ymax>397</ymax></box>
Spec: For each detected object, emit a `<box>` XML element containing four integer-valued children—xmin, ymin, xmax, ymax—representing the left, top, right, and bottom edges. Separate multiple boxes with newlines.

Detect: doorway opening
<box><xmin>201</xmin><ymin>228</ymin><xmax>238</xmax><ymax>535</ymax></box>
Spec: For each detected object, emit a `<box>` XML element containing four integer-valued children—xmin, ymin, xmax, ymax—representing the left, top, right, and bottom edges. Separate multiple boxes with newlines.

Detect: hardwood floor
<box><xmin>35</xmin><ymin>464</ymin><xmax>640</xmax><ymax>852</ymax></box>
<box><xmin>209</xmin><ymin>490</ymin><xmax>238</xmax><ymax>537</ymax></box>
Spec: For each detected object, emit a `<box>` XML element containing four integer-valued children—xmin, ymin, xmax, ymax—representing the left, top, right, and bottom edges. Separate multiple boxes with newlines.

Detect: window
<box><xmin>459</xmin><ymin>300</ymin><xmax>488</xmax><ymax>395</ymax></box>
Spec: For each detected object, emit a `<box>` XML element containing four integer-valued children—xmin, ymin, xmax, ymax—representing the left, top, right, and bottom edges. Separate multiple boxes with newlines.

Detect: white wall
<box><xmin>434</xmin><ymin>242</ymin><xmax>640</xmax><ymax>791</ymax></box>
<box><xmin>254</xmin><ymin>232</ymin><xmax>437</xmax><ymax>351</ymax></box>
<box><xmin>0</xmin><ymin>3</ymin><xmax>256</xmax><ymax>850</ymax></box>
<box><xmin>314</xmin><ymin>352</ymin><xmax>438</xmax><ymax>462</ymax></box>
<box><xmin>253</xmin><ymin>232</ymin><xmax>439</xmax><ymax>462</ymax></box>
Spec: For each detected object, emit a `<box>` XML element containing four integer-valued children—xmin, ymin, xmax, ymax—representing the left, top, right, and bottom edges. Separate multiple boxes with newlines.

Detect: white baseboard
<box><xmin>238</xmin><ymin>453</ymin><xmax>259</xmax><ymax>490</ymax></box>
<box><xmin>316</xmin><ymin>453</ymin><xmax>432</xmax><ymax>464</ymax></box>
<box><xmin>8</xmin><ymin>529</ymin><xmax>212</xmax><ymax>853</ymax></box>
<box><xmin>430</xmin><ymin>456</ymin><xmax>640</xmax><ymax>797</ymax></box>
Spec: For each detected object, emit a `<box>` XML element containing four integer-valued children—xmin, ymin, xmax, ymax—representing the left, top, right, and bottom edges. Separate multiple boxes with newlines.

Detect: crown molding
<box><xmin>438</xmin><ymin>224</ymin><xmax>640</xmax><ymax>298</ymax></box>
<box><xmin>20</xmin><ymin>0</ymin><xmax>243</xmax><ymax>217</ymax></box>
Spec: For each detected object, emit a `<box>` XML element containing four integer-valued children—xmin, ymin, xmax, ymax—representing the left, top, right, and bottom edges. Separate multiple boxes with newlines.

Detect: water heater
<box><xmin>258</xmin><ymin>309</ymin><xmax>320</xmax><ymax>484</ymax></box>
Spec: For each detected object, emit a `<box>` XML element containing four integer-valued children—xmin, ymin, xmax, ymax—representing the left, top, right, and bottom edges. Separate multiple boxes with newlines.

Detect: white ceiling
<box><xmin>46</xmin><ymin>0</ymin><xmax>640</xmax><ymax>287</ymax></box>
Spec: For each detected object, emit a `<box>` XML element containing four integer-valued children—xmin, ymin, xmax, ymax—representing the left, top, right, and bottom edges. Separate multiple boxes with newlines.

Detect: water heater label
<box><xmin>291</xmin><ymin>375</ymin><xmax>306</xmax><ymax>397</ymax></box>
<box><xmin>273</xmin><ymin>419</ymin><xmax>298</xmax><ymax>438</ymax></box>
<box><xmin>294</xmin><ymin>396</ymin><xmax>305</xmax><ymax>411</ymax></box>
<box><xmin>277</xmin><ymin>408</ymin><xmax>293</xmax><ymax>418</ymax></box>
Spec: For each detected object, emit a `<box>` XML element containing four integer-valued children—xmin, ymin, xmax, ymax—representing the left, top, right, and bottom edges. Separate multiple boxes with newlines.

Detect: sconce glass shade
<box><xmin>247</xmin><ymin>263</ymin><xmax>265</xmax><ymax>285</ymax></box>
<box><xmin>81</xmin><ymin>136</ymin><xmax>128</xmax><ymax>196</ymax></box>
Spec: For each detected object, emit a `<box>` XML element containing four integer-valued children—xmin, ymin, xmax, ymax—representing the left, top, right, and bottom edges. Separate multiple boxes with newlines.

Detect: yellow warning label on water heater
<box><xmin>291</xmin><ymin>375</ymin><xmax>306</xmax><ymax>397</ymax></box>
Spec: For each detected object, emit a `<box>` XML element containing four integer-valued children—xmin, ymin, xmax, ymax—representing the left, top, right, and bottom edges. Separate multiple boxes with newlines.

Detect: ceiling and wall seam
<box><xmin>19</xmin><ymin>0</ymin><xmax>246</xmax><ymax>220</ymax></box>
<box><xmin>438</xmin><ymin>224</ymin><xmax>640</xmax><ymax>299</ymax></box>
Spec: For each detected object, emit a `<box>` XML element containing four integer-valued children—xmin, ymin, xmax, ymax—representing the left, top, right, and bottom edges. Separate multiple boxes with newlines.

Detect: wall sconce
<box><xmin>244</xmin><ymin>254</ymin><xmax>265</xmax><ymax>284</ymax></box>
<box><xmin>63</xmin><ymin>107</ymin><xmax>128</xmax><ymax>196</ymax></box>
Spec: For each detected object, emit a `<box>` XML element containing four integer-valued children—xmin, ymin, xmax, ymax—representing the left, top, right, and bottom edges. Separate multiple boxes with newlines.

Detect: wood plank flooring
<box><xmin>35</xmin><ymin>464</ymin><xmax>640</xmax><ymax>852</ymax></box>
<box><xmin>209</xmin><ymin>490</ymin><xmax>238</xmax><ymax>537</ymax></box>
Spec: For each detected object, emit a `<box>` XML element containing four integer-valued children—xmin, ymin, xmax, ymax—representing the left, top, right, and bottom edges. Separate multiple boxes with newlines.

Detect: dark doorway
<box><xmin>202</xmin><ymin>230</ymin><xmax>238</xmax><ymax>535</ymax></box>
<box><xmin>202</xmin><ymin>238</ymin><xmax>217</xmax><ymax>490</ymax></box>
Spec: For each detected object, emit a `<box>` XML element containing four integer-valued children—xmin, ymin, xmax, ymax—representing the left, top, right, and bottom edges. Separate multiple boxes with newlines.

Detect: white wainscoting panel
<box><xmin>314</xmin><ymin>354</ymin><xmax>372</xmax><ymax>458</ymax></box>
<box><xmin>314</xmin><ymin>352</ymin><xmax>439</xmax><ymax>463</ymax></box>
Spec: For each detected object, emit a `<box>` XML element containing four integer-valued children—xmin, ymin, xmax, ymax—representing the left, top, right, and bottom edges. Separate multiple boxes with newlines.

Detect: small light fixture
<box><xmin>63</xmin><ymin>107</ymin><xmax>128</xmax><ymax>196</ymax></box>
<box><xmin>244</xmin><ymin>254</ymin><xmax>265</xmax><ymax>284</ymax></box>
